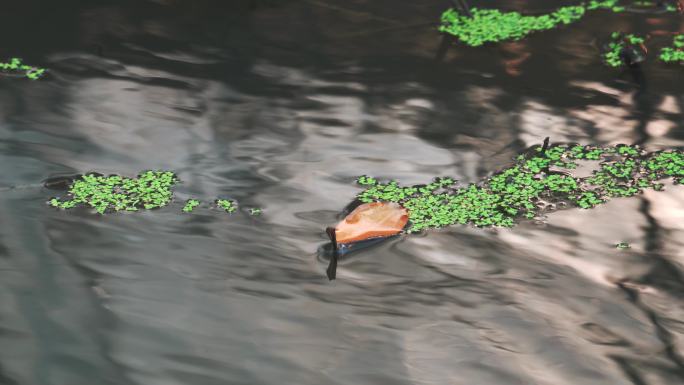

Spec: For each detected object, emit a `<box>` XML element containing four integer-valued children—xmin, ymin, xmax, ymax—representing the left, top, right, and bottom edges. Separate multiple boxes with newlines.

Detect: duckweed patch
<box><xmin>438</xmin><ymin>1</ymin><xmax>677</xmax><ymax>46</ymax></box>
<box><xmin>45</xmin><ymin>172</ymin><xmax>265</xmax><ymax>217</ymax></box>
<box><xmin>0</xmin><ymin>58</ymin><xmax>46</xmax><ymax>80</ymax></box>
<box><xmin>440</xmin><ymin>2</ymin><xmax>615</xmax><ymax>46</ymax></box>
<box><xmin>603</xmin><ymin>32</ymin><xmax>646</xmax><ymax>67</ymax></box>
<box><xmin>182</xmin><ymin>199</ymin><xmax>200</xmax><ymax>213</ymax></box>
<box><xmin>356</xmin><ymin>175</ymin><xmax>378</xmax><ymax>186</ymax></box>
<box><xmin>356</xmin><ymin>144</ymin><xmax>684</xmax><ymax>233</ymax></box>
<box><xmin>49</xmin><ymin>171</ymin><xmax>178</xmax><ymax>214</ymax></box>
<box><xmin>659</xmin><ymin>34</ymin><xmax>684</xmax><ymax>63</ymax></box>
<box><xmin>216</xmin><ymin>199</ymin><xmax>237</xmax><ymax>213</ymax></box>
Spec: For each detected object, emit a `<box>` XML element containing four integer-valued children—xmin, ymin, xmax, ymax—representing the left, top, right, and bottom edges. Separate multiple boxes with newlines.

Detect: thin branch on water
<box><xmin>449</xmin><ymin>0</ymin><xmax>472</xmax><ymax>17</ymax></box>
<box><xmin>325</xmin><ymin>227</ymin><xmax>338</xmax><ymax>280</ymax></box>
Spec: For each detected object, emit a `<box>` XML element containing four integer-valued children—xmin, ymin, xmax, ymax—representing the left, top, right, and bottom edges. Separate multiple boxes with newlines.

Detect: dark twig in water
<box><xmin>43</xmin><ymin>175</ymin><xmax>80</xmax><ymax>190</ymax></box>
<box><xmin>449</xmin><ymin>0</ymin><xmax>472</xmax><ymax>17</ymax></box>
<box><xmin>325</xmin><ymin>227</ymin><xmax>338</xmax><ymax>280</ymax></box>
<box><xmin>435</xmin><ymin>34</ymin><xmax>451</xmax><ymax>62</ymax></box>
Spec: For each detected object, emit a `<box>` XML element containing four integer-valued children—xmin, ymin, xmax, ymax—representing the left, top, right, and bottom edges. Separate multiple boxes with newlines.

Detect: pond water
<box><xmin>1</xmin><ymin>1</ymin><xmax>684</xmax><ymax>384</ymax></box>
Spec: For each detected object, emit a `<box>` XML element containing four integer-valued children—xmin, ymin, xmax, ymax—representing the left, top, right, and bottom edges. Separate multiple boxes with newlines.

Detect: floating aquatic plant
<box><xmin>182</xmin><ymin>199</ymin><xmax>200</xmax><ymax>213</ymax></box>
<box><xmin>659</xmin><ymin>34</ymin><xmax>684</xmax><ymax>63</ymax></box>
<box><xmin>438</xmin><ymin>1</ymin><xmax>676</xmax><ymax>46</ymax></box>
<box><xmin>586</xmin><ymin>0</ymin><xmax>623</xmax><ymax>11</ymax></box>
<box><xmin>602</xmin><ymin>32</ymin><xmax>646</xmax><ymax>67</ymax></box>
<box><xmin>216</xmin><ymin>199</ymin><xmax>237</xmax><ymax>213</ymax></box>
<box><xmin>0</xmin><ymin>58</ymin><xmax>46</xmax><ymax>80</ymax></box>
<box><xmin>439</xmin><ymin>6</ymin><xmax>584</xmax><ymax>46</ymax></box>
<box><xmin>356</xmin><ymin>175</ymin><xmax>378</xmax><ymax>186</ymax></box>
<box><xmin>48</xmin><ymin>171</ymin><xmax>178</xmax><ymax>214</ymax></box>
<box><xmin>356</xmin><ymin>144</ymin><xmax>684</xmax><ymax>233</ymax></box>
<box><xmin>45</xmin><ymin>172</ymin><xmax>256</xmax><ymax>216</ymax></box>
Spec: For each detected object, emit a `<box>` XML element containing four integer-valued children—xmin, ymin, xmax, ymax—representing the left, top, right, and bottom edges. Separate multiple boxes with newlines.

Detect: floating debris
<box><xmin>355</xmin><ymin>143</ymin><xmax>684</xmax><ymax>233</ymax></box>
<box><xmin>659</xmin><ymin>34</ymin><xmax>684</xmax><ymax>63</ymax></box>
<box><xmin>603</xmin><ymin>32</ymin><xmax>647</xmax><ymax>68</ymax></box>
<box><xmin>324</xmin><ymin>202</ymin><xmax>408</xmax><ymax>280</ymax></box>
<box><xmin>43</xmin><ymin>175</ymin><xmax>81</xmax><ymax>190</ymax></box>
<box><xmin>216</xmin><ymin>199</ymin><xmax>237</xmax><ymax>213</ymax></box>
<box><xmin>0</xmin><ymin>58</ymin><xmax>46</xmax><ymax>80</ymax></box>
<box><xmin>332</xmin><ymin>202</ymin><xmax>408</xmax><ymax>245</ymax></box>
<box><xmin>615</xmin><ymin>242</ymin><xmax>631</xmax><ymax>249</ymax></box>
<box><xmin>248</xmin><ymin>208</ymin><xmax>262</xmax><ymax>216</ymax></box>
<box><xmin>48</xmin><ymin>171</ymin><xmax>178</xmax><ymax>214</ymax></box>
<box><xmin>182</xmin><ymin>199</ymin><xmax>200</xmax><ymax>213</ymax></box>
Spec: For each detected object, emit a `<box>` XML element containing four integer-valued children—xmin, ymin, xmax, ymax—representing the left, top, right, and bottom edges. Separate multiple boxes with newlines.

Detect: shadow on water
<box><xmin>0</xmin><ymin>0</ymin><xmax>683</xmax><ymax>384</ymax></box>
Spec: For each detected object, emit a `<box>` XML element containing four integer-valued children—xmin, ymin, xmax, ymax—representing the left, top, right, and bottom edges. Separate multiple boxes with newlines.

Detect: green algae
<box><xmin>603</xmin><ymin>32</ymin><xmax>646</xmax><ymax>68</ymax></box>
<box><xmin>49</xmin><ymin>171</ymin><xmax>178</xmax><ymax>214</ymax></box>
<box><xmin>438</xmin><ymin>1</ymin><xmax>676</xmax><ymax>47</ymax></box>
<box><xmin>0</xmin><ymin>58</ymin><xmax>46</xmax><ymax>80</ymax></box>
<box><xmin>216</xmin><ymin>199</ymin><xmax>237</xmax><ymax>213</ymax></box>
<box><xmin>182</xmin><ymin>199</ymin><xmax>200</xmax><ymax>213</ymax></box>
<box><xmin>355</xmin><ymin>144</ymin><xmax>684</xmax><ymax>233</ymax></box>
<box><xmin>659</xmin><ymin>34</ymin><xmax>684</xmax><ymax>64</ymax></box>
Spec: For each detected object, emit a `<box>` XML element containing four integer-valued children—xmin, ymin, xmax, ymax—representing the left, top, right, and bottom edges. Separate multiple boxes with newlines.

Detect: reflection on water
<box><xmin>0</xmin><ymin>0</ymin><xmax>683</xmax><ymax>384</ymax></box>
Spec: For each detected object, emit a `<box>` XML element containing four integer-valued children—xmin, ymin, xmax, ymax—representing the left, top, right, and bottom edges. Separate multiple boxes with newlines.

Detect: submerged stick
<box><xmin>325</xmin><ymin>227</ymin><xmax>338</xmax><ymax>280</ymax></box>
<box><xmin>435</xmin><ymin>34</ymin><xmax>451</xmax><ymax>62</ymax></box>
<box><xmin>449</xmin><ymin>0</ymin><xmax>472</xmax><ymax>17</ymax></box>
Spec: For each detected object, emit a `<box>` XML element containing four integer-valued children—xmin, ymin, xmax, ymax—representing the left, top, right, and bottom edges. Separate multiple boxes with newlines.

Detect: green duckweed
<box><xmin>182</xmin><ymin>199</ymin><xmax>201</xmax><ymax>213</ymax></box>
<box><xmin>0</xmin><ymin>58</ymin><xmax>46</xmax><ymax>80</ymax></box>
<box><xmin>49</xmin><ymin>171</ymin><xmax>178</xmax><ymax>214</ymax></box>
<box><xmin>356</xmin><ymin>175</ymin><xmax>378</xmax><ymax>186</ymax></box>
<box><xmin>46</xmin><ymin>172</ymin><xmax>254</xmax><ymax>216</ymax></box>
<box><xmin>439</xmin><ymin>7</ymin><xmax>583</xmax><ymax>47</ymax></box>
<box><xmin>659</xmin><ymin>34</ymin><xmax>684</xmax><ymax>64</ymax></box>
<box><xmin>438</xmin><ymin>1</ymin><xmax>674</xmax><ymax>47</ymax></box>
<box><xmin>216</xmin><ymin>199</ymin><xmax>237</xmax><ymax>213</ymax></box>
<box><xmin>356</xmin><ymin>144</ymin><xmax>684</xmax><ymax>233</ymax></box>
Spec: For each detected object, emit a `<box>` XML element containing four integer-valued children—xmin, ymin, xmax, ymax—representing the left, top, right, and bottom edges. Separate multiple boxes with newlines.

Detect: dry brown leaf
<box><xmin>334</xmin><ymin>202</ymin><xmax>408</xmax><ymax>244</ymax></box>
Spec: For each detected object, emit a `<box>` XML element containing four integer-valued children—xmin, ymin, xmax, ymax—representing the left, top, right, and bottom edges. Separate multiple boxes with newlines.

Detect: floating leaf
<box><xmin>334</xmin><ymin>202</ymin><xmax>408</xmax><ymax>244</ymax></box>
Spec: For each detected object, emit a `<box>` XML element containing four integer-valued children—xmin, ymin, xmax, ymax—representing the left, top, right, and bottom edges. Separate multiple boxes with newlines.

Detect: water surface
<box><xmin>1</xmin><ymin>1</ymin><xmax>684</xmax><ymax>384</ymax></box>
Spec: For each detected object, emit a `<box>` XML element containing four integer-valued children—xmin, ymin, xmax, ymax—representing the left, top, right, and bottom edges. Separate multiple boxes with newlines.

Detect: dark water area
<box><xmin>1</xmin><ymin>1</ymin><xmax>684</xmax><ymax>384</ymax></box>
